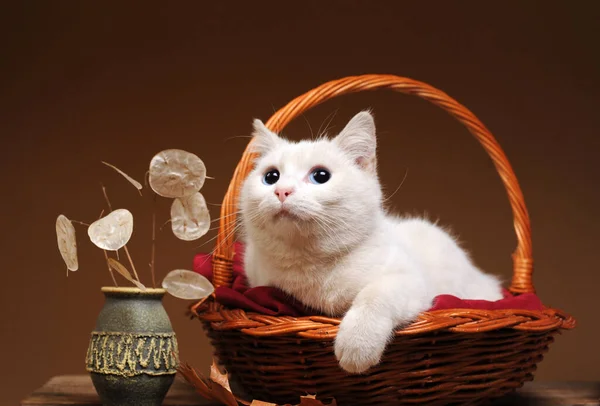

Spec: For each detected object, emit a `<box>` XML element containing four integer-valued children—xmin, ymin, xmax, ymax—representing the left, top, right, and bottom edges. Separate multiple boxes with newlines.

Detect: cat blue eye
<box><xmin>309</xmin><ymin>168</ymin><xmax>331</xmax><ymax>184</ymax></box>
<box><xmin>263</xmin><ymin>169</ymin><xmax>280</xmax><ymax>185</ymax></box>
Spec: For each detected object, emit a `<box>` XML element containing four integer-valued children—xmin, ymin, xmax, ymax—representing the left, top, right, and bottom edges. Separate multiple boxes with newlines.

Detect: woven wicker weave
<box><xmin>192</xmin><ymin>74</ymin><xmax>575</xmax><ymax>405</ymax></box>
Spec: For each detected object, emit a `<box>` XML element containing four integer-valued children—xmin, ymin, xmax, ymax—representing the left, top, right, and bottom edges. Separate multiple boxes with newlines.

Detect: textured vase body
<box><xmin>86</xmin><ymin>287</ymin><xmax>179</xmax><ymax>406</ymax></box>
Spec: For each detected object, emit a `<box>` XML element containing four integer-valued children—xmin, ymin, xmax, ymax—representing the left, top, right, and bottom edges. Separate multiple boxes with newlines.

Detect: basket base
<box><xmin>204</xmin><ymin>325</ymin><xmax>556</xmax><ymax>405</ymax></box>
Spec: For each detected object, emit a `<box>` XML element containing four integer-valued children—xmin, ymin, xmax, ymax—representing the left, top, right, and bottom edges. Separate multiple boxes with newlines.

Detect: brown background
<box><xmin>1</xmin><ymin>2</ymin><xmax>598</xmax><ymax>404</ymax></box>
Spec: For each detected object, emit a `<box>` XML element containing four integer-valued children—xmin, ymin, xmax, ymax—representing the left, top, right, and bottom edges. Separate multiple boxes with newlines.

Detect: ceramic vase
<box><xmin>85</xmin><ymin>287</ymin><xmax>179</xmax><ymax>406</ymax></box>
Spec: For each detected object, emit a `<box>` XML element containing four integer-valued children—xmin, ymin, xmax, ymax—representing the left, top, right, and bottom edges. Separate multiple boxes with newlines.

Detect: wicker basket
<box><xmin>192</xmin><ymin>74</ymin><xmax>575</xmax><ymax>405</ymax></box>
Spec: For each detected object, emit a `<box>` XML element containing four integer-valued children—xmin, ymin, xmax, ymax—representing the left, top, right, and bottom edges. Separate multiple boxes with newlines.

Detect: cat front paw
<box><xmin>334</xmin><ymin>308</ymin><xmax>393</xmax><ymax>374</ymax></box>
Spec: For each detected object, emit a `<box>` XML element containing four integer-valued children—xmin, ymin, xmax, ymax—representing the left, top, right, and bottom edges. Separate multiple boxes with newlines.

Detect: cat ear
<box><xmin>334</xmin><ymin>110</ymin><xmax>377</xmax><ymax>172</ymax></box>
<box><xmin>250</xmin><ymin>119</ymin><xmax>282</xmax><ymax>155</ymax></box>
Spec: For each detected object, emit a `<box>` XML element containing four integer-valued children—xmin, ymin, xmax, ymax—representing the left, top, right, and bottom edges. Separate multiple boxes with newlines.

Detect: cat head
<box><xmin>239</xmin><ymin>111</ymin><xmax>383</xmax><ymax>244</ymax></box>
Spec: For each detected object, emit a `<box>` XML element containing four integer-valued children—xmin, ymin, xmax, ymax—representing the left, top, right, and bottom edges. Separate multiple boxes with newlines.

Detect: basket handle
<box><xmin>212</xmin><ymin>74</ymin><xmax>534</xmax><ymax>294</ymax></box>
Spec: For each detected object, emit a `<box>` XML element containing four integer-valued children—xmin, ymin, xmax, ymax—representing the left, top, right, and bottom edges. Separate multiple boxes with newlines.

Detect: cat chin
<box><xmin>274</xmin><ymin>210</ymin><xmax>297</xmax><ymax>219</ymax></box>
<box><xmin>271</xmin><ymin>208</ymin><xmax>305</xmax><ymax>222</ymax></box>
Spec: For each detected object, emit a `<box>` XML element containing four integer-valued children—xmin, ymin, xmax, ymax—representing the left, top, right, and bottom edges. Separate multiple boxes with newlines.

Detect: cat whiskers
<box><xmin>194</xmin><ymin>209</ymin><xmax>257</xmax><ymax>251</ymax></box>
<box><xmin>201</xmin><ymin>210</ymin><xmax>244</xmax><ymax>233</ymax></box>
<box><xmin>207</xmin><ymin>201</ymin><xmax>240</xmax><ymax>207</ymax></box>
<box><xmin>297</xmin><ymin>203</ymin><xmax>353</xmax><ymax>257</ymax></box>
<box><xmin>312</xmin><ymin>216</ymin><xmax>348</xmax><ymax>256</ymax></box>
<box><xmin>316</xmin><ymin>109</ymin><xmax>339</xmax><ymax>139</ymax></box>
<box><xmin>301</xmin><ymin>115</ymin><xmax>316</xmax><ymax>140</ymax></box>
<box><xmin>382</xmin><ymin>168</ymin><xmax>409</xmax><ymax>203</ymax></box>
<box><xmin>317</xmin><ymin>214</ymin><xmax>355</xmax><ymax>257</ymax></box>
<box><xmin>222</xmin><ymin>134</ymin><xmax>253</xmax><ymax>143</ymax></box>
<box><xmin>194</xmin><ymin>223</ymin><xmax>239</xmax><ymax>250</ymax></box>
<box><xmin>319</xmin><ymin>211</ymin><xmax>364</xmax><ymax>253</ymax></box>
<box><xmin>209</xmin><ymin>210</ymin><xmax>243</xmax><ymax>224</ymax></box>
<box><xmin>192</xmin><ymin>209</ymin><xmax>262</xmax><ymax>271</ymax></box>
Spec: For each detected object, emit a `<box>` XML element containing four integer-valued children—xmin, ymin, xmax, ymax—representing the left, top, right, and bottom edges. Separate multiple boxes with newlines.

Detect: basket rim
<box><xmin>192</xmin><ymin>300</ymin><xmax>575</xmax><ymax>339</ymax></box>
<box><xmin>196</xmin><ymin>75</ymin><xmax>576</xmax><ymax>341</ymax></box>
<box><xmin>210</xmin><ymin>74</ymin><xmax>535</xmax><ymax>294</ymax></box>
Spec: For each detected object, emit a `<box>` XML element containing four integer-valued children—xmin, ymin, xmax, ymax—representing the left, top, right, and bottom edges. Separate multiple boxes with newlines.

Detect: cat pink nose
<box><xmin>275</xmin><ymin>187</ymin><xmax>294</xmax><ymax>203</ymax></box>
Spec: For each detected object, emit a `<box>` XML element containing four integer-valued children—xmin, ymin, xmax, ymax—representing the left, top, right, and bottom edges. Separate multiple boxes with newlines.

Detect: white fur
<box><xmin>239</xmin><ymin>111</ymin><xmax>503</xmax><ymax>374</ymax></box>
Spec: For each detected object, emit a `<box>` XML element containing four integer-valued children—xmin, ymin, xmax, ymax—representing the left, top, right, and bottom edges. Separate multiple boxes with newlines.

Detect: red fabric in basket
<box><xmin>193</xmin><ymin>243</ymin><xmax>543</xmax><ymax>317</ymax></box>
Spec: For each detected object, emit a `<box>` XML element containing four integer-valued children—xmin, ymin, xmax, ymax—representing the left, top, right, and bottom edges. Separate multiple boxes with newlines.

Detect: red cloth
<box><xmin>429</xmin><ymin>290</ymin><xmax>542</xmax><ymax>311</ymax></box>
<box><xmin>193</xmin><ymin>243</ymin><xmax>543</xmax><ymax>316</ymax></box>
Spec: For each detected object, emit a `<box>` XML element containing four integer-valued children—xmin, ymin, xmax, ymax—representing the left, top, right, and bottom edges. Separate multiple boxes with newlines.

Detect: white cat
<box><xmin>239</xmin><ymin>111</ymin><xmax>503</xmax><ymax>374</ymax></box>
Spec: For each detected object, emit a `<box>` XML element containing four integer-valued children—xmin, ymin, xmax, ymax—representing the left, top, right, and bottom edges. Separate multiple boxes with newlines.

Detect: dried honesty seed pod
<box><xmin>170</xmin><ymin>192</ymin><xmax>210</xmax><ymax>241</ymax></box>
<box><xmin>149</xmin><ymin>149</ymin><xmax>206</xmax><ymax>198</ymax></box>
<box><xmin>56</xmin><ymin>214</ymin><xmax>78</xmax><ymax>272</ymax></box>
<box><xmin>108</xmin><ymin>258</ymin><xmax>146</xmax><ymax>290</ymax></box>
<box><xmin>101</xmin><ymin>161</ymin><xmax>143</xmax><ymax>193</ymax></box>
<box><xmin>88</xmin><ymin>209</ymin><xmax>134</xmax><ymax>251</ymax></box>
<box><xmin>162</xmin><ymin>269</ymin><xmax>214</xmax><ymax>300</ymax></box>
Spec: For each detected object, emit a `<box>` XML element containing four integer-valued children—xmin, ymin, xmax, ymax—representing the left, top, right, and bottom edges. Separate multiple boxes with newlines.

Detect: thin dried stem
<box><xmin>101</xmin><ymin>161</ymin><xmax>143</xmax><ymax>196</ymax></box>
<box><xmin>101</xmin><ymin>183</ymin><xmax>113</xmax><ymax>212</ymax></box>
<box><xmin>71</xmin><ymin>220</ymin><xmax>90</xmax><ymax>227</ymax></box>
<box><xmin>98</xmin><ymin>208</ymin><xmax>113</xmax><ymax>286</ymax></box>
<box><xmin>150</xmin><ymin>193</ymin><xmax>157</xmax><ymax>288</ymax></box>
<box><xmin>123</xmin><ymin>245</ymin><xmax>140</xmax><ymax>282</ymax></box>
<box><xmin>103</xmin><ymin>250</ymin><xmax>118</xmax><ymax>286</ymax></box>
<box><xmin>160</xmin><ymin>218</ymin><xmax>172</xmax><ymax>231</ymax></box>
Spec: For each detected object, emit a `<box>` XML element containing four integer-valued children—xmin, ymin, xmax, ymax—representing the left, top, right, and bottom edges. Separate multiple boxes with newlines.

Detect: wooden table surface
<box><xmin>21</xmin><ymin>375</ymin><xmax>600</xmax><ymax>406</ymax></box>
